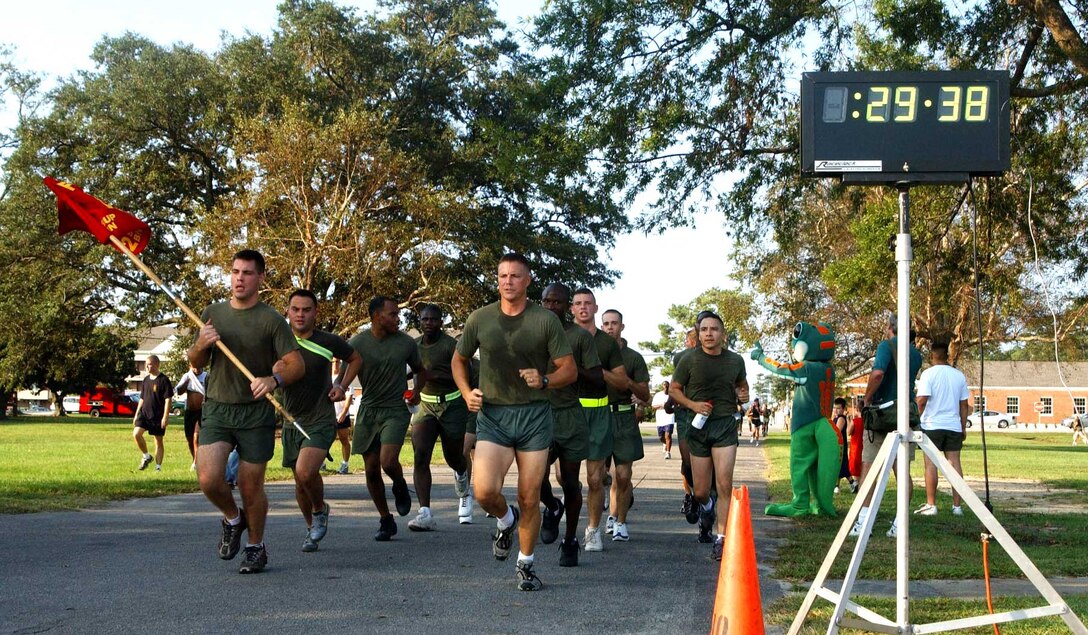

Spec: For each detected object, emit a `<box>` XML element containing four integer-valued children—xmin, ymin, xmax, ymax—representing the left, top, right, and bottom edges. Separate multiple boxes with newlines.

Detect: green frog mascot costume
<box><xmin>751</xmin><ymin>322</ymin><xmax>839</xmax><ymax>517</ymax></box>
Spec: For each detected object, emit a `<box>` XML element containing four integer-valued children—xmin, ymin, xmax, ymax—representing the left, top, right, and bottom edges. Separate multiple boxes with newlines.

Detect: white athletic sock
<box><xmin>227</xmin><ymin>513</ymin><xmax>243</xmax><ymax>526</ymax></box>
<box><xmin>420</xmin><ymin>506</ymin><xmax>431</xmax><ymax>517</ymax></box>
<box><xmin>245</xmin><ymin>542</ymin><xmax>262</xmax><ymax>549</ymax></box>
<box><xmin>701</xmin><ymin>499</ymin><xmax>714</xmax><ymax>513</ymax></box>
<box><xmin>716</xmin><ymin>533</ymin><xmax>725</xmax><ymax>541</ymax></box>
<box><xmin>496</xmin><ymin>506</ymin><xmax>515</xmax><ymax>530</ymax></box>
<box><xmin>143</xmin><ymin>453</ymin><xmax>152</xmax><ymax>460</ymax></box>
<box><xmin>587</xmin><ymin>525</ymin><xmax>598</xmax><ymax>532</ymax></box>
<box><xmin>455</xmin><ymin>470</ymin><xmax>466</xmax><ymax>479</ymax></box>
<box><xmin>517</xmin><ymin>552</ymin><xmax>533</xmax><ymax>565</ymax></box>
<box><xmin>857</xmin><ymin>506</ymin><xmax>870</xmax><ymax>523</ymax></box>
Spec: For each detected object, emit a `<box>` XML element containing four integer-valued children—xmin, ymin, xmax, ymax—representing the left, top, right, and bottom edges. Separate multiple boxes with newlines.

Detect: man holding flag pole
<box><xmin>188</xmin><ymin>250</ymin><xmax>303</xmax><ymax>573</ymax></box>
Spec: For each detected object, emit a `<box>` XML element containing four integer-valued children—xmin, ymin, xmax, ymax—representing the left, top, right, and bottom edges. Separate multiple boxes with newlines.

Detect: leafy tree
<box><xmin>534</xmin><ymin>0</ymin><xmax>1088</xmax><ymax>367</ymax></box>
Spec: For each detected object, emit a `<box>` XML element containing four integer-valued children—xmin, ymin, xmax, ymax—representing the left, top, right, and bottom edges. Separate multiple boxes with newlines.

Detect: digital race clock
<box><xmin>800</xmin><ymin>70</ymin><xmax>1010</xmax><ymax>181</ymax></box>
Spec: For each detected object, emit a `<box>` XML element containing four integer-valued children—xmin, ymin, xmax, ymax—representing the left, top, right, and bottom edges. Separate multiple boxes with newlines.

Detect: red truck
<box><xmin>79</xmin><ymin>388</ymin><xmax>138</xmax><ymax>418</ymax></box>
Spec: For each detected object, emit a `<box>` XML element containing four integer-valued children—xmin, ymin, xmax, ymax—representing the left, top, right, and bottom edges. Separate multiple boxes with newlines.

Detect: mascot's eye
<box><xmin>793</xmin><ymin>323</ymin><xmax>804</xmax><ymax>338</ymax></box>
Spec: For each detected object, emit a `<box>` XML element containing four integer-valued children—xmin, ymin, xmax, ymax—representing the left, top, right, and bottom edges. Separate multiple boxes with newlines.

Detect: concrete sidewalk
<box><xmin>0</xmin><ymin>438</ymin><xmax>781</xmax><ymax>634</ymax></box>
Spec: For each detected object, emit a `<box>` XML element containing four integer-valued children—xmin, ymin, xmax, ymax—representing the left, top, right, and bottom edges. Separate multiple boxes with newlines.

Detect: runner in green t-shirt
<box><xmin>539</xmin><ymin>283</ymin><xmax>603</xmax><ymax>567</ymax></box>
<box><xmin>571</xmin><ymin>288</ymin><xmax>631</xmax><ymax>553</ymax></box>
<box><xmin>277</xmin><ymin>290</ymin><xmax>361</xmax><ymax>553</ymax></box>
<box><xmin>602</xmin><ymin>310</ymin><xmax>651</xmax><ymax>543</ymax></box>
<box><xmin>407</xmin><ymin>304</ymin><xmax>471</xmax><ymax>532</ymax></box>
<box><xmin>188</xmin><ymin>249</ymin><xmax>304</xmax><ymax>574</ymax></box>
<box><xmin>669</xmin><ymin>311</ymin><xmax>750</xmax><ymax>560</ymax></box>
<box><xmin>346</xmin><ymin>296</ymin><xmax>429</xmax><ymax>542</ymax></box>
<box><xmin>452</xmin><ymin>253</ymin><xmax>576</xmax><ymax>592</ymax></box>
<box><xmin>670</xmin><ymin>329</ymin><xmax>698</xmax><ymax>521</ymax></box>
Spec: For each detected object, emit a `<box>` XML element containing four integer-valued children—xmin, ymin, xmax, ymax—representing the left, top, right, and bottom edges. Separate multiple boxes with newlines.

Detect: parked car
<box><xmin>22</xmin><ymin>403</ymin><xmax>55</xmax><ymax>416</ymax></box>
<box><xmin>966</xmin><ymin>410</ymin><xmax>1015</xmax><ymax>428</ymax></box>
<box><xmin>1061</xmin><ymin>413</ymin><xmax>1088</xmax><ymax>428</ymax></box>
<box><xmin>79</xmin><ymin>388</ymin><xmax>138</xmax><ymax>418</ymax></box>
<box><xmin>61</xmin><ymin>395</ymin><xmax>81</xmax><ymax>414</ymax></box>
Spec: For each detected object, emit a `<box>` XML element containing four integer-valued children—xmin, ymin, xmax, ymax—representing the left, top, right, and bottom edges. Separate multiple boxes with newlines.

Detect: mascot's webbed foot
<box><xmin>765</xmin><ymin>503</ymin><xmax>815</xmax><ymax>518</ymax></box>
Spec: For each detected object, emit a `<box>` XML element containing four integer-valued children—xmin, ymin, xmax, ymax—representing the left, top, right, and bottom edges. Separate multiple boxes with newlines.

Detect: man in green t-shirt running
<box><xmin>602</xmin><ymin>310</ymin><xmax>651</xmax><ymax>542</ymax></box>
<box><xmin>346</xmin><ymin>296</ymin><xmax>429</xmax><ymax>541</ymax></box>
<box><xmin>571</xmin><ymin>288</ymin><xmax>630</xmax><ymax>553</ymax></box>
<box><xmin>452</xmin><ymin>253</ymin><xmax>576</xmax><ymax>591</ymax></box>
<box><xmin>539</xmin><ymin>282</ymin><xmax>603</xmax><ymax>567</ymax></box>
<box><xmin>189</xmin><ymin>249</ymin><xmax>304</xmax><ymax>574</ymax></box>
<box><xmin>277</xmin><ymin>290</ymin><xmax>361</xmax><ymax>553</ymax></box>
<box><xmin>669</xmin><ymin>311</ymin><xmax>749</xmax><ymax>561</ymax></box>
<box><xmin>407</xmin><ymin>304</ymin><xmax>471</xmax><ymax>531</ymax></box>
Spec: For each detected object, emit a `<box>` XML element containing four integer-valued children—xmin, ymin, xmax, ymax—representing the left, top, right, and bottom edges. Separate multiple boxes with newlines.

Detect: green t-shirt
<box><xmin>281</xmin><ymin>330</ymin><xmax>355</xmax><ymax>428</ymax></box>
<box><xmin>551</xmin><ymin>322</ymin><xmax>601</xmax><ymax>409</ymax></box>
<box><xmin>672</xmin><ymin>347</ymin><xmax>747</xmax><ymax>420</ymax></box>
<box><xmin>200</xmin><ymin>301</ymin><xmax>298</xmax><ymax>404</ymax></box>
<box><xmin>584</xmin><ymin>328</ymin><xmax>624</xmax><ymax>399</ymax></box>
<box><xmin>456</xmin><ymin>302</ymin><xmax>573</xmax><ymax>406</ymax></box>
<box><xmin>348</xmin><ymin>329</ymin><xmax>422</xmax><ymax>408</ymax></box>
<box><xmin>416</xmin><ymin>332</ymin><xmax>459</xmax><ymax>395</ymax></box>
<box><xmin>608</xmin><ymin>345</ymin><xmax>650</xmax><ymax>405</ymax></box>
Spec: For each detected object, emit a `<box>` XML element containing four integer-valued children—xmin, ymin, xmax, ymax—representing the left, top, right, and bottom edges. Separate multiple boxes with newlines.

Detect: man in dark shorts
<box><xmin>602</xmin><ymin>311</ymin><xmax>650</xmax><ymax>542</ymax></box>
<box><xmin>175</xmin><ymin>364</ymin><xmax>207</xmax><ymax>471</ymax></box>
<box><xmin>669</xmin><ymin>311</ymin><xmax>749</xmax><ymax>561</ymax></box>
<box><xmin>669</xmin><ymin>329</ymin><xmax>698</xmax><ymax>521</ymax></box>
<box><xmin>408</xmin><ymin>304</ymin><xmax>471</xmax><ymax>531</ymax></box>
<box><xmin>132</xmin><ymin>354</ymin><xmax>172</xmax><ymax>472</ymax></box>
<box><xmin>347</xmin><ymin>296</ymin><xmax>429</xmax><ymax>541</ymax></box>
<box><xmin>571</xmin><ymin>288</ymin><xmax>629</xmax><ymax>553</ymax></box>
<box><xmin>538</xmin><ymin>283</ymin><xmax>602</xmax><ymax>566</ymax></box>
<box><xmin>278</xmin><ymin>290</ymin><xmax>361</xmax><ymax>552</ymax></box>
<box><xmin>452</xmin><ymin>253</ymin><xmax>576</xmax><ymax>591</ymax></box>
<box><xmin>189</xmin><ymin>249</ymin><xmax>304</xmax><ymax>574</ymax></box>
<box><xmin>915</xmin><ymin>340</ymin><xmax>969</xmax><ymax>517</ymax></box>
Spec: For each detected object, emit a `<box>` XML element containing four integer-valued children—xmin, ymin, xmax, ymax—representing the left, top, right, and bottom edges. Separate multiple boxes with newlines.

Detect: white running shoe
<box><xmin>848</xmin><ymin>509</ymin><xmax>869</xmax><ymax>538</ymax></box>
<box><xmin>605</xmin><ymin>515</ymin><xmax>615</xmax><ymax>535</ymax></box>
<box><xmin>583</xmin><ymin>527</ymin><xmax>604</xmax><ymax>552</ymax></box>
<box><xmin>886</xmin><ymin>519</ymin><xmax>898</xmax><ymax>538</ymax></box>
<box><xmin>458</xmin><ymin>494</ymin><xmax>474</xmax><ymax>524</ymax></box>
<box><xmin>408</xmin><ymin>509</ymin><xmax>437</xmax><ymax>531</ymax></box>
<box><xmin>664</xmin><ymin>451</ymin><xmax>671</xmax><ymax>460</ymax></box>
<box><xmin>337</xmin><ymin>461</ymin><xmax>349</xmax><ymax>475</ymax></box>
<box><xmin>952</xmin><ymin>505</ymin><xmax>964</xmax><ymax>516</ymax></box>
<box><xmin>913</xmin><ymin>504</ymin><xmax>937</xmax><ymax>516</ymax></box>
<box><xmin>611</xmin><ymin>522</ymin><xmax>629</xmax><ymax>542</ymax></box>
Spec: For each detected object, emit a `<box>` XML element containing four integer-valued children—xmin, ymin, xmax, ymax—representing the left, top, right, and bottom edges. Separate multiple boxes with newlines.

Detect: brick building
<box><xmin>842</xmin><ymin>360</ymin><xmax>1088</xmax><ymax>424</ymax></box>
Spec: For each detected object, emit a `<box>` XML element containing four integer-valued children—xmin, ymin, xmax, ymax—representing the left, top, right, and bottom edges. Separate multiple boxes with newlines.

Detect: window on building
<box><xmin>973</xmin><ymin>395</ymin><xmax>986</xmax><ymax>412</ymax></box>
<box><xmin>1006</xmin><ymin>396</ymin><xmax>1019</xmax><ymax>415</ymax></box>
<box><xmin>1040</xmin><ymin>396</ymin><xmax>1053</xmax><ymax>416</ymax></box>
<box><xmin>1075</xmin><ymin>398</ymin><xmax>1087</xmax><ymax>415</ymax></box>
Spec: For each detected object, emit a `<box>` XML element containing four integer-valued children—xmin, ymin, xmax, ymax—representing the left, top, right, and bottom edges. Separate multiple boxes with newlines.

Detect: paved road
<box><xmin>1</xmin><ymin>439</ymin><xmax>785</xmax><ymax>634</ymax></box>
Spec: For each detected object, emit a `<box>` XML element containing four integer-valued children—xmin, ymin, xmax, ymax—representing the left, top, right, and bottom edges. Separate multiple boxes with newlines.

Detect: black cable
<box><xmin>967</xmin><ymin>177</ymin><xmax>993</xmax><ymax>513</ymax></box>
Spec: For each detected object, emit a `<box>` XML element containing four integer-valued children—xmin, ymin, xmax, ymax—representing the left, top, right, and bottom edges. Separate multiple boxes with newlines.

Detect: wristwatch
<box><xmin>540</xmin><ymin>375</ymin><xmax>549</xmax><ymax>389</ymax></box>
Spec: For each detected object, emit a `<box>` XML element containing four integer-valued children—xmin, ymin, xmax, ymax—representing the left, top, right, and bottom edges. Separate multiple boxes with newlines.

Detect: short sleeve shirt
<box><xmin>456</xmin><ymin>302</ymin><xmax>572</xmax><ymax>406</ymax></box>
<box><xmin>200</xmin><ymin>301</ymin><xmax>299</xmax><ymax>404</ymax></box>
<box><xmin>584</xmin><ymin>329</ymin><xmax>624</xmax><ymax>399</ymax></box>
<box><xmin>551</xmin><ymin>322</ymin><xmax>601</xmax><ymax>409</ymax></box>
<box><xmin>138</xmin><ymin>373</ymin><xmax>173</xmax><ymax>421</ymax></box>
<box><xmin>872</xmin><ymin>337</ymin><xmax>923</xmax><ymax>404</ymax></box>
<box><xmin>349</xmin><ymin>329</ymin><xmax>422</xmax><ymax>408</ymax></box>
<box><xmin>673</xmin><ymin>347</ymin><xmax>747</xmax><ymax>420</ymax></box>
<box><xmin>282</xmin><ymin>330</ymin><xmax>355</xmax><ymax>428</ymax></box>
<box><xmin>652</xmin><ymin>391</ymin><xmax>674</xmax><ymax>426</ymax></box>
<box><xmin>608</xmin><ymin>346</ymin><xmax>650</xmax><ymax>405</ymax></box>
<box><xmin>916</xmin><ymin>364</ymin><xmax>970</xmax><ymax>432</ymax></box>
<box><xmin>416</xmin><ymin>333</ymin><xmax>459</xmax><ymax>396</ymax></box>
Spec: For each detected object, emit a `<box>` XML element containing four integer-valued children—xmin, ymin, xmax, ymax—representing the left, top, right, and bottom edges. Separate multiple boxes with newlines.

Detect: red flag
<box><xmin>44</xmin><ymin>177</ymin><xmax>151</xmax><ymax>256</ymax></box>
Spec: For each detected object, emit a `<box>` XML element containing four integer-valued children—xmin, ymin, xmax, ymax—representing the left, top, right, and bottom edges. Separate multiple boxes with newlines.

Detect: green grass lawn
<box><xmin>767</xmin><ymin>593</ymin><xmax>1088</xmax><ymax>634</ymax></box>
<box><xmin>0</xmin><ymin>416</ymin><xmax>443</xmax><ymax>514</ymax></box>
<box><xmin>762</xmin><ymin>430</ymin><xmax>1088</xmax><ymax>582</ymax></box>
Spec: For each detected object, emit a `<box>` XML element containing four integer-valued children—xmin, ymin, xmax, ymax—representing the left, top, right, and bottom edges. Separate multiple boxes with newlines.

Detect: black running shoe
<box><xmin>492</xmin><ymin>506</ymin><xmax>520</xmax><ymax>560</ymax></box>
<box><xmin>712</xmin><ymin>536</ymin><xmax>724</xmax><ymax>561</ymax></box>
<box><xmin>559</xmin><ymin>539</ymin><xmax>579</xmax><ymax>567</ymax></box>
<box><xmin>238</xmin><ymin>544</ymin><xmax>268</xmax><ymax>573</ymax></box>
<box><xmin>697</xmin><ymin>506</ymin><xmax>716</xmax><ymax>544</ymax></box>
<box><xmin>374</xmin><ymin>515</ymin><xmax>397</xmax><ymax>541</ymax></box>
<box><xmin>516</xmin><ymin>560</ymin><xmax>543</xmax><ymax>591</ymax></box>
<box><xmin>539</xmin><ymin>499</ymin><xmax>563</xmax><ymax>545</ymax></box>
<box><xmin>392</xmin><ymin>479</ymin><xmax>412</xmax><ymax>517</ymax></box>
<box><xmin>683</xmin><ymin>494</ymin><xmax>698</xmax><ymax>524</ymax></box>
<box><xmin>218</xmin><ymin>511</ymin><xmax>247</xmax><ymax>560</ymax></box>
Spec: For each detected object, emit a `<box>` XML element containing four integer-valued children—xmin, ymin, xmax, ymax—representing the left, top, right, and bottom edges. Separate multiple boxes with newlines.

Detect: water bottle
<box><xmin>404</xmin><ymin>389</ymin><xmax>419</xmax><ymax>415</ymax></box>
<box><xmin>692</xmin><ymin>402</ymin><xmax>713</xmax><ymax>430</ymax></box>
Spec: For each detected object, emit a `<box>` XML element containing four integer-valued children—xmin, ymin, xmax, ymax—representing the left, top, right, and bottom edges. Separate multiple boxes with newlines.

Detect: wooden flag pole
<box><xmin>107</xmin><ymin>235</ymin><xmax>310</xmax><ymax>440</ymax></box>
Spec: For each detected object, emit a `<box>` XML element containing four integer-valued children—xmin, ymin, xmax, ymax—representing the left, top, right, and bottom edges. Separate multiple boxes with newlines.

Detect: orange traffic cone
<box><xmin>710</xmin><ymin>486</ymin><xmax>764</xmax><ymax>635</ymax></box>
